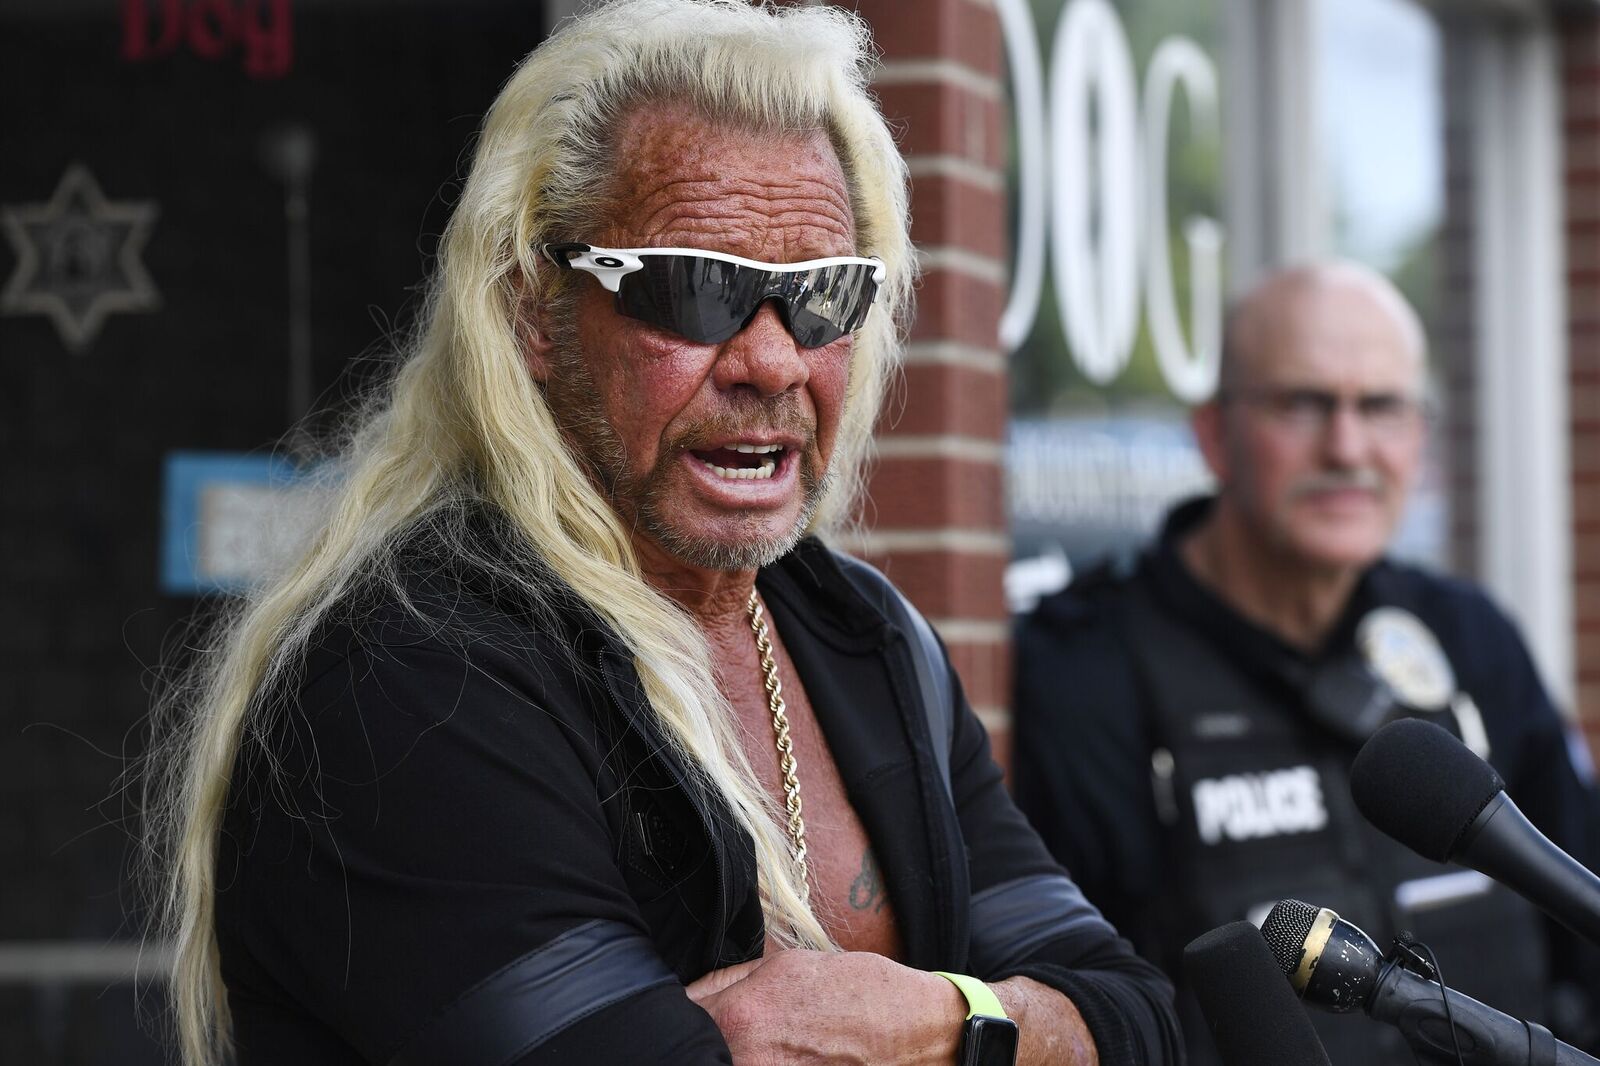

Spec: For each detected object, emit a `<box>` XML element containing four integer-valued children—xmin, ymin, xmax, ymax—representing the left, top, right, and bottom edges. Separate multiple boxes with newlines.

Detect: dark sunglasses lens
<box><xmin>617</xmin><ymin>255</ymin><xmax>751</xmax><ymax>344</ymax></box>
<box><xmin>615</xmin><ymin>256</ymin><xmax>878</xmax><ymax>347</ymax></box>
<box><xmin>782</xmin><ymin>263</ymin><xmax>879</xmax><ymax>349</ymax></box>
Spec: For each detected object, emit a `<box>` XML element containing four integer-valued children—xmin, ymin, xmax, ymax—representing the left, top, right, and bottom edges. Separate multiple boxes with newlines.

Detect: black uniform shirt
<box><xmin>1013</xmin><ymin>497</ymin><xmax>1600</xmax><ymax>1031</ymax></box>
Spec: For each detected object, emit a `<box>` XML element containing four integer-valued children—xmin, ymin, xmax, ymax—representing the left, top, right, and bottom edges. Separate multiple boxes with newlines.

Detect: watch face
<box><xmin>961</xmin><ymin>1015</ymin><xmax>1020</xmax><ymax>1066</ymax></box>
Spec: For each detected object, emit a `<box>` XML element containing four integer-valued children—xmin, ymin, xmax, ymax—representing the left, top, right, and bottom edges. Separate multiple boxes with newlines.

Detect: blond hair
<box><xmin>142</xmin><ymin>3</ymin><xmax>913</xmax><ymax>1062</ymax></box>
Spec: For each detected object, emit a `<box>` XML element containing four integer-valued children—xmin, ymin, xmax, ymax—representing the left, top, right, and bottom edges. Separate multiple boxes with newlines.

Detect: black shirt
<box><xmin>1013</xmin><ymin>497</ymin><xmax>1600</xmax><ymax>1046</ymax></box>
<box><xmin>215</xmin><ymin>519</ymin><xmax>1182</xmax><ymax>1064</ymax></box>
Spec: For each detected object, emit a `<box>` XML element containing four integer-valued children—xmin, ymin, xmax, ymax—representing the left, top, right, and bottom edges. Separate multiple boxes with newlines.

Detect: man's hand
<box><xmin>686</xmin><ymin>951</ymin><xmax>1099</xmax><ymax>1066</ymax></box>
<box><xmin>686</xmin><ymin>949</ymin><xmax>965</xmax><ymax>1065</ymax></box>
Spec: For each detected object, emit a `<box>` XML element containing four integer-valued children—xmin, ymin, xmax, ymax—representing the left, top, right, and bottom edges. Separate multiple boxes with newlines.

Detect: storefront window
<box><xmin>1317</xmin><ymin>0</ymin><xmax>1442</xmax><ymax>280</ymax></box>
<box><xmin>1314</xmin><ymin>0</ymin><xmax>1447</xmax><ymax>565</ymax></box>
<box><xmin>1003</xmin><ymin>0</ymin><xmax>1226</xmax><ymax>602</ymax></box>
<box><xmin>1003</xmin><ymin>0</ymin><xmax>1450</xmax><ymax>603</ymax></box>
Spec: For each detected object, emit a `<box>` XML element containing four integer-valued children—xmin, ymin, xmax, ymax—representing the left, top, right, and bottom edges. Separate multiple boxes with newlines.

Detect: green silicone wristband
<box><xmin>932</xmin><ymin>971</ymin><xmax>1008</xmax><ymax>1020</ymax></box>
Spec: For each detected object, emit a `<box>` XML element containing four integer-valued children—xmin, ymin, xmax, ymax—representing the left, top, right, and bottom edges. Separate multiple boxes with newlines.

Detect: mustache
<box><xmin>1288</xmin><ymin>469</ymin><xmax>1386</xmax><ymax>499</ymax></box>
<box><xmin>669</xmin><ymin>395</ymin><xmax>815</xmax><ymax>452</ymax></box>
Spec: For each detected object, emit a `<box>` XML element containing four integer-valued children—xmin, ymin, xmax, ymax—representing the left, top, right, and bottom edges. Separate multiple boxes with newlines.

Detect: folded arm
<box><xmin>219</xmin><ymin>636</ymin><xmax>734</xmax><ymax>1065</ymax></box>
<box><xmin>948</xmin><ymin>654</ymin><xmax>1183</xmax><ymax>1066</ymax></box>
<box><xmin>679</xmin><ymin>645</ymin><xmax>1179</xmax><ymax>1066</ymax></box>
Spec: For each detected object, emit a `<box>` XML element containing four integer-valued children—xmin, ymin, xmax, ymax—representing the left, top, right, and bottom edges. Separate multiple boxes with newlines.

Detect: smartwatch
<box><xmin>933</xmin><ymin>971</ymin><xmax>1020</xmax><ymax>1066</ymax></box>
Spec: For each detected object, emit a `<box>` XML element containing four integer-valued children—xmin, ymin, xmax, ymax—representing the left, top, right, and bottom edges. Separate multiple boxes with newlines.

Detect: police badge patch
<box><xmin>1357</xmin><ymin>606</ymin><xmax>1455</xmax><ymax>712</ymax></box>
<box><xmin>2</xmin><ymin>164</ymin><xmax>161</xmax><ymax>352</ymax></box>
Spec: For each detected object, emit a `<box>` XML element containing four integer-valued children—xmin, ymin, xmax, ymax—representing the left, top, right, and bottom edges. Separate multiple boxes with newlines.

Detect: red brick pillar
<box><xmin>849</xmin><ymin>0</ymin><xmax>1014</xmax><ymax>761</ymax></box>
<box><xmin>1563</xmin><ymin>11</ymin><xmax>1600</xmax><ymax>764</ymax></box>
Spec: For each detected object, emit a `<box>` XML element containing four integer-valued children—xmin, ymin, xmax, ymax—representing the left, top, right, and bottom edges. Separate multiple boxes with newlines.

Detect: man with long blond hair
<box><xmin>146</xmin><ymin>3</ymin><xmax>1181</xmax><ymax>1063</ymax></box>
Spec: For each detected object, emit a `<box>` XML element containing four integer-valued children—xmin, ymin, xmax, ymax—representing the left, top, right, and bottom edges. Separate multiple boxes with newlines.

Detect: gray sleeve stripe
<box><xmin>389</xmin><ymin>919</ymin><xmax>677</xmax><ymax>1066</ymax></box>
<box><xmin>970</xmin><ymin>873</ymin><xmax>1120</xmax><ymax>974</ymax></box>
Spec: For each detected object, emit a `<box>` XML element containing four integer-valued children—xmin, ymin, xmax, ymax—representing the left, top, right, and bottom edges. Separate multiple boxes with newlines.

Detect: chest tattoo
<box><xmin>847</xmin><ymin>846</ymin><xmax>888</xmax><ymax>913</ymax></box>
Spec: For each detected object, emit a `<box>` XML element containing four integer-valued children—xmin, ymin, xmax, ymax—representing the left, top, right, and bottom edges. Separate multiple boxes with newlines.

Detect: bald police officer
<box><xmin>1013</xmin><ymin>261</ymin><xmax>1600</xmax><ymax>1063</ymax></box>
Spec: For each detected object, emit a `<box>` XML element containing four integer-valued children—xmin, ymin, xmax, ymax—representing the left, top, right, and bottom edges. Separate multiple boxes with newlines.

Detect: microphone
<box><xmin>1350</xmin><ymin>717</ymin><xmax>1600</xmax><ymax>946</ymax></box>
<box><xmin>1261</xmin><ymin>899</ymin><xmax>1597</xmax><ymax>1065</ymax></box>
<box><xmin>1182</xmin><ymin>920</ymin><xmax>1332</xmax><ymax>1066</ymax></box>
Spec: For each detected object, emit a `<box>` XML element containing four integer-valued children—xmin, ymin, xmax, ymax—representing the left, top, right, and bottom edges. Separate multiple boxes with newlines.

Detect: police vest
<box><xmin>1112</xmin><ymin>578</ymin><xmax>1549</xmax><ymax>1066</ymax></box>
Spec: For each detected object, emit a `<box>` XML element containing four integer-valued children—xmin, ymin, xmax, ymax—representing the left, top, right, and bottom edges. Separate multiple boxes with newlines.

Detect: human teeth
<box><xmin>699</xmin><ymin>456</ymin><xmax>778</xmax><ymax>480</ymax></box>
<box><xmin>731</xmin><ymin>443</ymin><xmax>783</xmax><ymax>454</ymax></box>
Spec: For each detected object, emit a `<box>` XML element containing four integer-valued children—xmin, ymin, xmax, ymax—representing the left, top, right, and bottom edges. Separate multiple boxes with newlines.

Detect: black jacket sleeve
<box><xmin>217</xmin><ymin>636</ymin><xmax>731</xmax><ymax>1065</ymax></box>
<box><xmin>945</xmin><ymin>646</ymin><xmax>1184</xmax><ymax>1066</ymax></box>
<box><xmin>1010</xmin><ymin>598</ymin><xmax>1170</xmax><ymax>955</ymax></box>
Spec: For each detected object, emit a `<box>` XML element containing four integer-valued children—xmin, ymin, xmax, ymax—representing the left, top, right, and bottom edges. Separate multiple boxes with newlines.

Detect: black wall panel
<box><xmin>1</xmin><ymin>3</ymin><xmax>550</xmax><ymax>1059</ymax></box>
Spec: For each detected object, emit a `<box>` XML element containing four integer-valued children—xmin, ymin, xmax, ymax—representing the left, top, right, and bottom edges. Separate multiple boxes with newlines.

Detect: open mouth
<box><xmin>689</xmin><ymin>442</ymin><xmax>787</xmax><ymax>481</ymax></box>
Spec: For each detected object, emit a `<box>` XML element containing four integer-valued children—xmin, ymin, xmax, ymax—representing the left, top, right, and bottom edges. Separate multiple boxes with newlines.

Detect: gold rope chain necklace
<box><xmin>745</xmin><ymin>588</ymin><xmax>810</xmax><ymax>904</ymax></box>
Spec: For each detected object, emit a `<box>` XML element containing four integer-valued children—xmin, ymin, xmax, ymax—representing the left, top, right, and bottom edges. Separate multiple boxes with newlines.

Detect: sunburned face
<box><xmin>535</xmin><ymin>103</ymin><xmax>858</xmax><ymax>572</ymax></box>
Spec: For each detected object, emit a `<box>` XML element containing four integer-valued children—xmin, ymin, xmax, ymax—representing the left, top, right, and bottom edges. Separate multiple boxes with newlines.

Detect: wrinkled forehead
<box><xmin>592</xmin><ymin>101</ymin><xmax>857</xmax><ymax>256</ymax></box>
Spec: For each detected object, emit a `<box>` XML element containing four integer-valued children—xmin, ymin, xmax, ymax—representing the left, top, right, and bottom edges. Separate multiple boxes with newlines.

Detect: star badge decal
<box><xmin>2</xmin><ymin>164</ymin><xmax>161</xmax><ymax>352</ymax></box>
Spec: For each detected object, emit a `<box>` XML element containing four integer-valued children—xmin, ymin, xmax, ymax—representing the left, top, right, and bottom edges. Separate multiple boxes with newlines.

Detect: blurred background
<box><xmin>1</xmin><ymin>0</ymin><xmax>1596</xmax><ymax>1060</ymax></box>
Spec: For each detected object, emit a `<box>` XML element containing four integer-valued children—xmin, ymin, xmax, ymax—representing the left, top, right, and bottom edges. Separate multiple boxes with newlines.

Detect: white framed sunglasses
<box><xmin>540</xmin><ymin>242</ymin><xmax>886</xmax><ymax>349</ymax></box>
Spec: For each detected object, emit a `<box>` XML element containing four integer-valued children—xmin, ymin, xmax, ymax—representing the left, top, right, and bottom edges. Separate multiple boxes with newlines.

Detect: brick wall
<box><xmin>1564</xmin><ymin>9</ymin><xmax>1600</xmax><ymax>760</ymax></box>
<box><xmin>845</xmin><ymin>0</ymin><xmax>1014</xmax><ymax>762</ymax></box>
<box><xmin>1439</xmin><ymin>13</ymin><xmax>1600</xmax><ymax>766</ymax></box>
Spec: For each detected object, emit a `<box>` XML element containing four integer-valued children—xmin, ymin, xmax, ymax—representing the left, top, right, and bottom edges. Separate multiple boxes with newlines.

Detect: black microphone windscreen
<box><xmin>1183</xmin><ymin>921</ymin><xmax>1333</xmax><ymax>1066</ymax></box>
<box><xmin>1349</xmin><ymin>717</ymin><xmax>1504</xmax><ymax>863</ymax></box>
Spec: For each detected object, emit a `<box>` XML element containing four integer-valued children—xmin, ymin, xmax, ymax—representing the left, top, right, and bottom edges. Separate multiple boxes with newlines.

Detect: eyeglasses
<box><xmin>540</xmin><ymin>242</ymin><xmax>886</xmax><ymax>349</ymax></box>
<box><xmin>1221</xmin><ymin>387</ymin><xmax>1429</xmax><ymax>437</ymax></box>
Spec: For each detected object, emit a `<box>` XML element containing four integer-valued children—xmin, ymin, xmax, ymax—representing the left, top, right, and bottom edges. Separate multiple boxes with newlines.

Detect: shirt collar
<box><xmin>1147</xmin><ymin>495</ymin><xmax>1386</xmax><ymax>669</ymax></box>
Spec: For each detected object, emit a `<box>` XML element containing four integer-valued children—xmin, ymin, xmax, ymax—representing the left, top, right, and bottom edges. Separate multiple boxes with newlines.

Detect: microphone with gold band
<box><xmin>1260</xmin><ymin>899</ymin><xmax>1384</xmax><ymax>1013</ymax></box>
